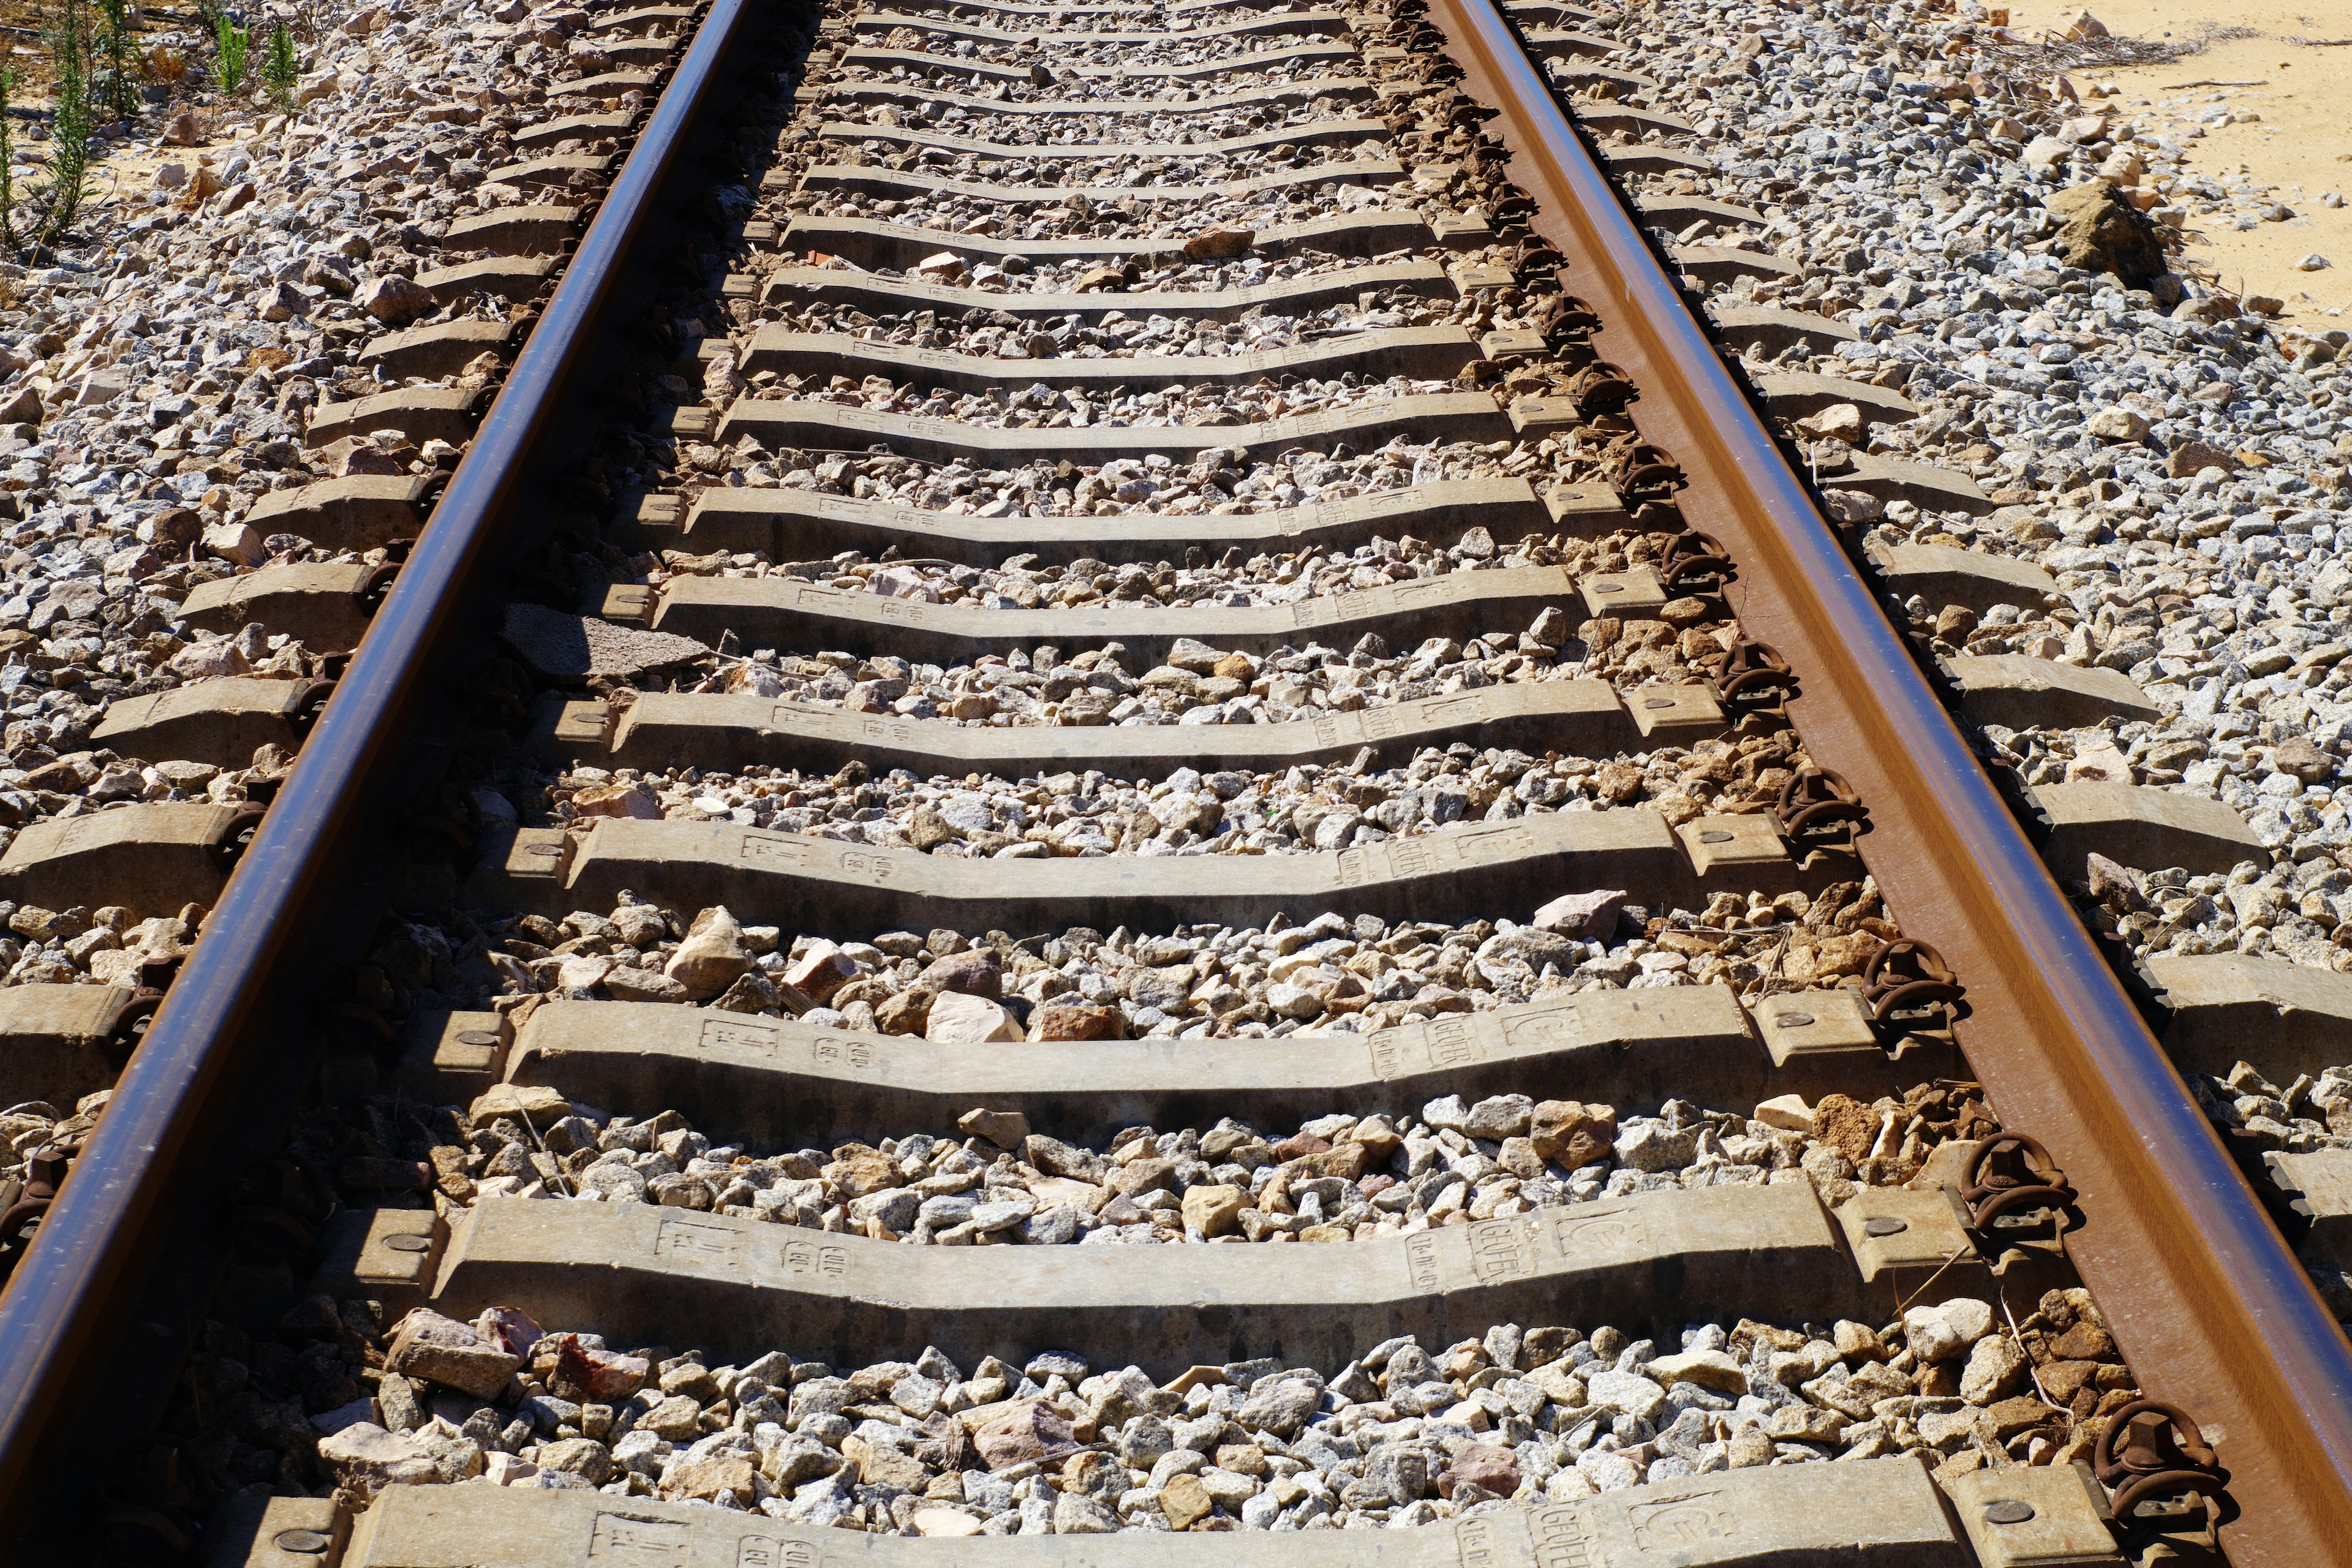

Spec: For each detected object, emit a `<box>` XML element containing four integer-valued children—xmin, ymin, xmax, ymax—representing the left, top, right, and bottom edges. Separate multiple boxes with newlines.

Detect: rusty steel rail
<box><xmin>0</xmin><ymin>0</ymin><xmax>772</xmax><ymax>1536</ymax></box>
<box><xmin>1425</xmin><ymin>0</ymin><xmax>2352</xmax><ymax>1560</ymax></box>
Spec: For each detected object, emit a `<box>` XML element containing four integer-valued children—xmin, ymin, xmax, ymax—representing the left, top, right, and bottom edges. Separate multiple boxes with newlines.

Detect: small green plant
<box><xmin>42</xmin><ymin>2</ymin><xmax>93</xmax><ymax>241</ymax></box>
<box><xmin>215</xmin><ymin>15</ymin><xmax>247</xmax><ymax>94</ymax></box>
<box><xmin>262</xmin><ymin>20</ymin><xmax>297</xmax><ymax>109</ymax></box>
<box><xmin>0</xmin><ymin>66</ymin><xmax>18</xmax><ymax>257</ymax></box>
<box><xmin>96</xmin><ymin>0</ymin><xmax>137</xmax><ymax>120</ymax></box>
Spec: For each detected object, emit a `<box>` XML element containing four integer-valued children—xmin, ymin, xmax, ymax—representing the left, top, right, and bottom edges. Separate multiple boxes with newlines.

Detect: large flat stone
<box><xmin>635</xmin><ymin>475</ymin><xmax>1614</xmax><ymax>563</ymax></box>
<box><xmin>842</xmin><ymin>39</ymin><xmax>1355</xmax><ymax>81</ymax></box>
<box><xmin>91</xmin><ymin>676</ymin><xmax>319</xmax><ymax>768</ymax></box>
<box><xmin>178</xmin><ymin>562</ymin><xmax>381</xmax><ymax>652</ymax></box>
<box><xmin>0</xmin><ymin>803</ymin><xmax>243</xmax><ymax>919</ymax></box>
<box><xmin>337</xmin><ymin>1453</ymin><xmax>1967</xmax><ymax>1566</ymax></box>
<box><xmin>1946</xmin><ymin>654</ymin><xmax>2160</xmax><ymax>730</ymax></box>
<box><xmin>815</xmin><ymin>115</ymin><xmax>1387</xmax><ymax>164</ymax></box>
<box><xmin>0</xmin><ymin>983</ymin><xmax>144</xmax><ymax>1107</ymax></box>
<box><xmin>782</xmin><ymin>208</ymin><xmax>1427</xmax><ymax>268</ymax></box>
<box><xmin>500</xmin><ymin>603</ymin><xmax>709</xmax><ymax>682</ymax></box>
<box><xmin>622</xmin><ymin>562</ymin><xmax>1608</xmax><ymax>664</ymax></box>
<box><xmin>244</xmin><ymin>475</ymin><xmax>431</xmax><ymax>551</ymax></box>
<box><xmin>508</xmin><ymin>982</ymin><xmax>1935</xmax><ymax>1149</ymax></box>
<box><xmin>796</xmin><ymin>157</ymin><xmax>1405</xmax><ymax>206</ymax></box>
<box><xmin>712</xmin><ymin>390</ymin><xmax>1512</xmax><ymax>467</ymax></box>
<box><xmin>429</xmin><ymin>1180</ymin><xmax>1856</xmax><ymax>1374</ymax></box>
<box><xmin>537</xmin><ymin>677</ymin><xmax>1724</xmax><ymax>774</ymax></box>
<box><xmin>738</xmin><ymin>325</ymin><xmax>1481</xmax><ymax>391</ymax></box>
<box><xmin>849</xmin><ymin>7</ymin><xmax>1351</xmax><ymax>42</ymax></box>
<box><xmin>1864</xmin><ymin>542</ymin><xmax>2057</xmax><ymax>612</ymax></box>
<box><xmin>762</xmin><ymin>256</ymin><xmax>1455</xmax><ymax>322</ymax></box>
<box><xmin>2145</xmin><ymin>952</ymin><xmax>2352</xmax><ymax>1081</ymax></box>
<box><xmin>819</xmin><ymin>73</ymin><xmax>1374</xmax><ymax>118</ymax></box>
<box><xmin>466</xmin><ymin>810</ymin><xmax>1703</xmax><ymax>932</ymax></box>
<box><xmin>2031</xmin><ymin>782</ymin><xmax>2267</xmax><ymax>878</ymax></box>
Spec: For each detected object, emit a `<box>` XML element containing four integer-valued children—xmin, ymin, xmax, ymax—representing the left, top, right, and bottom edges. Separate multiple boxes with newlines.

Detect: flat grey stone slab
<box><xmin>336</xmin><ymin>1453</ymin><xmax>1967</xmax><ymax>1566</ymax></box>
<box><xmin>2266</xmin><ymin>1148</ymin><xmax>2352</xmax><ymax>1265</ymax></box>
<box><xmin>467</xmin><ymin>810</ymin><xmax>1700</xmax><ymax>933</ymax></box>
<box><xmin>850</xmin><ymin>7</ymin><xmax>1353</xmax><ymax>43</ymax></box>
<box><xmin>507</xmin><ymin>979</ymin><xmax>1928</xmax><ymax>1150</ymax></box>
<box><xmin>1708</xmin><ymin>303</ymin><xmax>1858</xmax><ymax>356</ymax></box>
<box><xmin>441</xmin><ymin>204</ymin><xmax>581</xmax><ymax>257</ymax></box>
<box><xmin>1636</xmin><ymin>194</ymin><xmax>1764</xmax><ymax>231</ymax></box>
<box><xmin>761</xmin><ymin>256</ymin><xmax>1455</xmax><ymax>322</ymax></box>
<box><xmin>429</xmin><ymin>1180</ymin><xmax>1856</xmax><ymax>1374</ymax></box>
<box><xmin>537</xmin><ymin>677</ymin><xmax>1725</xmax><ymax>774</ymax></box>
<box><xmin>1572</xmin><ymin>104</ymin><xmax>1695</xmax><ymax>138</ymax></box>
<box><xmin>622</xmin><ymin>562</ymin><xmax>1610</xmax><ymax>663</ymax></box>
<box><xmin>1667</xmin><ymin>243</ymin><xmax>1801</xmax><ymax>284</ymax></box>
<box><xmin>0</xmin><ymin>803</ymin><xmax>241</xmax><ymax>921</ymax></box>
<box><xmin>799</xmin><ymin>156</ymin><xmax>1406</xmax><ymax>206</ymax></box>
<box><xmin>2146</xmin><ymin>952</ymin><xmax>2352</xmax><ymax>1082</ymax></box>
<box><xmin>842</xmin><ymin>39</ymin><xmax>1356</xmax><ymax>81</ymax></box>
<box><xmin>1596</xmin><ymin>140</ymin><xmax>1713</xmax><ymax>176</ymax></box>
<box><xmin>356</xmin><ymin>318</ymin><xmax>513</xmax><ymax>381</ymax></box>
<box><xmin>2031</xmin><ymin>781</ymin><xmax>2267</xmax><ymax>878</ymax></box>
<box><xmin>820</xmin><ymin>73</ymin><xmax>1374</xmax><ymax>117</ymax></box>
<box><xmin>244</xmin><ymin>474</ymin><xmax>431</xmax><ymax>551</ymax></box>
<box><xmin>179</xmin><ymin>562</ymin><xmax>379</xmax><ymax>653</ymax></box>
<box><xmin>815</xmin><ymin>115</ymin><xmax>1388</xmax><ymax>164</ymax></box>
<box><xmin>91</xmin><ymin>676</ymin><xmax>315</xmax><ymax>769</ymax></box>
<box><xmin>637</xmin><ymin>474</ymin><xmax>1614</xmax><ymax>563</ymax></box>
<box><xmin>415</xmin><ymin>255</ymin><xmax>559</xmax><ymax>306</ymax></box>
<box><xmin>1946</xmin><ymin>654</ymin><xmax>2158</xmax><ymax>730</ymax></box>
<box><xmin>508</xmin><ymin>110</ymin><xmax>632</xmax><ymax>153</ymax></box>
<box><xmin>1830</xmin><ymin>451</ymin><xmax>1994</xmax><ymax>516</ymax></box>
<box><xmin>0</xmin><ymin>982</ymin><xmax>141</xmax><ymax>1107</ymax></box>
<box><xmin>781</xmin><ymin>208</ymin><xmax>1427</xmax><ymax>268</ymax></box>
<box><xmin>715</xmin><ymin>390</ymin><xmax>1512</xmax><ymax>466</ymax></box>
<box><xmin>1864</xmin><ymin>543</ymin><xmax>2056</xmax><ymax>612</ymax></box>
<box><xmin>1518</xmin><ymin>26</ymin><xmax>1618</xmax><ymax>56</ymax></box>
<box><xmin>738</xmin><ymin>325</ymin><xmax>1482</xmax><ymax>391</ymax></box>
<box><xmin>1751</xmin><ymin>369</ymin><xmax>1918</xmax><ymax>426</ymax></box>
<box><xmin>500</xmin><ymin>604</ymin><xmax>710</xmax><ymax>682</ymax></box>
<box><xmin>305</xmin><ymin>386</ymin><xmax>481</xmax><ymax>450</ymax></box>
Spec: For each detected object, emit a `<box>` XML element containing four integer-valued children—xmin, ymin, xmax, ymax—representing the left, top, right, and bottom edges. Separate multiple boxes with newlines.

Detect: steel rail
<box><xmin>1427</xmin><ymin>0</ymin><xmax>2352</xmax><ymax>1559</ymax></box>
<box><xmin>0</xmin><ymin>0</ymin><xmax>766</xmax><ymax>1523</ymax></box>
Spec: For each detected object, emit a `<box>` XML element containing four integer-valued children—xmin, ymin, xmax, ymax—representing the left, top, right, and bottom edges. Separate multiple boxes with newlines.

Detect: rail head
<box><xmin>1427</xmin><ymin>0</ymin><xmax>2352</xmax><ymax>1560</ymax></box>
<box><xmin>0</xmin><ymin>0</ymin><xmax>774</xmax><ymax>1525</ymax></box>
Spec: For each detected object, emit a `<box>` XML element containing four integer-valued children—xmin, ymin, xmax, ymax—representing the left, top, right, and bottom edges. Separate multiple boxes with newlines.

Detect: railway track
<box><xmin>0</xmin><ymin>0</ymin><xmax>2349</xmax><ymax>1563</ymax></box>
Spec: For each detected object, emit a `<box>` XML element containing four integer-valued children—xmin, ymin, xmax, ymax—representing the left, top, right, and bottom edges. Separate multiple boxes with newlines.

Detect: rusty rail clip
<box><xmin>1959</xmin><ymin>1132</ymin><xmax>2076</xmax><ymax>1233</ymax></box>
<box><xmin>1706</xmin><ymin>635</ymin><xmax>1795</xmax><ymax>712</ymax></box>
<box><xmin>207</xmin><ymin>801</ymin><xmax>270</xmax><ymax>874</ymax></box>
<box><xmin>1861</xmin><ymin>936</ymin><xmax>1962</xmax><ymax>1030</ymax></box>
<box><xmin>1774</xmin><ymin>766</ymin><xmax>1864</xmax><ymax>849</ymax></box>
<box><xmin>0</xmin><ymin>1141</ymin><xmax>81</xmax><ymax>1283</ymax></box>
<box><xmin>1564</xmin><ymin>361</ymin><xmax>1637</xmax><ymax>417</ymax></box>
<box><xmin>1657</xmin><ymin>530</ymin><xmax>1736</xmax><ymax>597</ymax></box>
<box><xmin>1604</xmin><ymin>440</ymin><xmax>1686</xmax><ymax>503</ymax></box>
<box><xmin>2093</xmin><ymin>1400</ymin><xmax>2229</xmax><ymax>1526</ymax></box>
<box><xmin>288</xmin><ymin>678</ymin><xmax>339</xmax><ymax>737</ymax></box>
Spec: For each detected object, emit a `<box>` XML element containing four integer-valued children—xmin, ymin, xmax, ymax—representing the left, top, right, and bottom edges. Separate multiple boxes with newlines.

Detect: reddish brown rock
<box><xmin>973</xmin><ymin>1403</ymin><xmax>1078</xmax><ymax>1470</ymax></box>
<box><xmin>1029</xmin><ymin>999</ymin><xmax>1119</xmax><ymax>1040</ymax></box>
<box><xmin>1436</xmin><ymin>1442</ymin><xmax>1521</xmax><ymax>1500</ymax></box>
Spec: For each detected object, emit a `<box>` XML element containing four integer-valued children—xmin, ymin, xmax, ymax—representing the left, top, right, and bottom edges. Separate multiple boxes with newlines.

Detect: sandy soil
<box><xmin>2004</xmin><ymin>0</ymin><xmax>2352</xmax><ymax>322</ymax></box>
